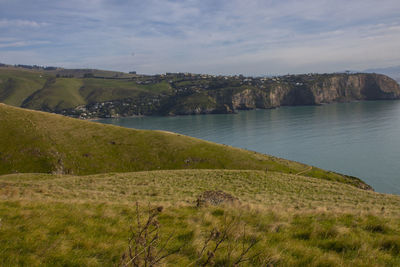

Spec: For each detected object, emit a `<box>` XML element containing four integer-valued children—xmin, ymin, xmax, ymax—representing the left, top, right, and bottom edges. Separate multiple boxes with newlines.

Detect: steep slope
<box><xmin>22</xmin><ymin>77</ymin><xmax>85</xmax><ymax>111</ymax></box>
<box><xmin>0</xmin><ymin>104</ymin><xmax>370</xmax><ymax>189</ymax></box>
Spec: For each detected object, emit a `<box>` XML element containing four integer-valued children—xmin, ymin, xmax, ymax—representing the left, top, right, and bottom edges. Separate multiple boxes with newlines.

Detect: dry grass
<box><xmin>0</xmin><ymin>170</ymin><xmax>400</xmax><ymax>266</ymax></box>
<box><xmin>1</xmin><ymin>170</ymin><xmax>398</xmax><ymax>215</ymax></box>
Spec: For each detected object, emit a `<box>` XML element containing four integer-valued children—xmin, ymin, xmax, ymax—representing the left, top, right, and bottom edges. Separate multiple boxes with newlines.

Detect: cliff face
<box><xmin>228</xmin><ymin>73</ymin><xmax>400</xmax><ymax>111</ymax></box>
<box><xmin>310</xmin><ymin>74</ymin><xmax>400</xmax><ymax>103</ymax></box>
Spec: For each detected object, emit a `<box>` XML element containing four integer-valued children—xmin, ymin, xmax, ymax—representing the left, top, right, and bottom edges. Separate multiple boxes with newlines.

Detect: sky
<box><xmin>0</xmin><ymin>0</ymin><xmax>400</xmax><ymax>75</ymax></box>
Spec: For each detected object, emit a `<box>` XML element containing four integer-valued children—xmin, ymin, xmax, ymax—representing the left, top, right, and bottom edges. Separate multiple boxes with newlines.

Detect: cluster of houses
<box><xmin>61</xmin><ymin>95</ymin><xmax>165</xmax><ymax>119</ymax></box>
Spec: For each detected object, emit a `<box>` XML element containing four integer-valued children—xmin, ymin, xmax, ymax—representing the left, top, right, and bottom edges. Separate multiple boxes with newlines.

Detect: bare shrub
<box><xmin>191</xmin><ymin>214</ymin><xmax>260</xmax><ymax>266</ymax></box>
<box><xmin>120</xmin><ymin>202</ymin><xmax>181</xmax><ymax>267</ymax></box>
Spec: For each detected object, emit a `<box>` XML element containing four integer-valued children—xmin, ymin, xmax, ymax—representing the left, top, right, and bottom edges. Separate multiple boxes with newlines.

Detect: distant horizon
<box><xmin>1</xmin><ymin>1</ymin><xmax>400</xmax><ymax>76</ymax></box>
<box><xmin>2</xmin><ymin>61</ymin><xmax>400</xmax><ymax>78</ymax></box>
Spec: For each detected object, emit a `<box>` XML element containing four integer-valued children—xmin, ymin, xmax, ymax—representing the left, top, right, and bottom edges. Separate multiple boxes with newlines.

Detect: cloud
<box><xmin>0</xmin><ymin>0</ymin><xmax>399</xmax><ymax>74</ymax></box>
<box><xmin>0</xmin><ymin>19</ymin><xmax>48</xmax><ymax>28</ymax></box>
<box><xmin>0</xmin><ymin>40</ymin><xmax>50</xmax><ymax>48</ymax></box>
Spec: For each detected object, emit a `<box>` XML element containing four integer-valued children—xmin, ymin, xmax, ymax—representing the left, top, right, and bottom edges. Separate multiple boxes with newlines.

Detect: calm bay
<box><xmin>98</xmin><ymin>100</ymin><xmax>400</xmax><ymax>195</ymax></box>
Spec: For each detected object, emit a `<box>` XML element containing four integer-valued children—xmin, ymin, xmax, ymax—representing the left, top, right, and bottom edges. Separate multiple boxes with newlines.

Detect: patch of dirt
<box><xmin>184</xmin><ymin>157</ymin><xmax>205</xmax><ymax>164</ymax></box>
<box><xmin>196</xmin><ymin>190</ymin><xmax>239</xmax><ymax>207</ymax></box>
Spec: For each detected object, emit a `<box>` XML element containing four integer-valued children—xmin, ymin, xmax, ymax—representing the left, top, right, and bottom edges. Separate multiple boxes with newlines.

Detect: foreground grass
<box><xmin>1</xmin><ymin>170</ymin><xmax>399</xmax><ymax>266</ymax></box>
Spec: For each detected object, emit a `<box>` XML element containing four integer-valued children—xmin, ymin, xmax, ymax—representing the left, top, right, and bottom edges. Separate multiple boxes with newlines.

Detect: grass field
<box><xmin>1</xmin><ymin>170</ymin><xmax>399</xmax><ymax>266</ymax></box>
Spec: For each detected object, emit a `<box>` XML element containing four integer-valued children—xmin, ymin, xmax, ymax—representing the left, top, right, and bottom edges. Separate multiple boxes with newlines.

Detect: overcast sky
<box><xmin>0</xmin><ymin>0</ymin><xmax>399</xmax><ymax>75</ymax></box>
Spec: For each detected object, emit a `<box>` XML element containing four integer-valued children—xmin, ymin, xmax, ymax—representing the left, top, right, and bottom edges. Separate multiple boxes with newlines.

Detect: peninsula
<box><xmin>1</xmin><ymin>64</ymin><xmax>399</xmax><ymax>119</ymax></box>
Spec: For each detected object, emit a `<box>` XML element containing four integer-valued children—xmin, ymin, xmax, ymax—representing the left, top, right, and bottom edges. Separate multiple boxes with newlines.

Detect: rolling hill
<box><xmin>0</xmin><ymin>67</ymin><xmax>172</xmax><ymax>113</ymax></box>
<box><xmin>0</xmin><ymin>103</ymin><xmax>368</xmax><ymax>189</ymax></box>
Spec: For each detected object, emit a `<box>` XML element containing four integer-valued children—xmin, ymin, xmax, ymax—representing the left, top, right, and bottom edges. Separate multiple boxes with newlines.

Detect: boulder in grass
<box><xmin>196</xmin><ymin>190</ymin><xmax>239</xmax><ymax>207</ymax></box>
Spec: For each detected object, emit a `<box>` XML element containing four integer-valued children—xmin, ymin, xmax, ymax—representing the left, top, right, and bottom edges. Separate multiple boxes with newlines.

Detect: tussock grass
<box><xmin>1</xmin><ymin>170</ymin><xmax>398</xmax><ymax>215</ymax></box>
<box><xmin>0</xmin><ymin>170</ymin><xmax>399</xmax><ymax>266</ymax></box>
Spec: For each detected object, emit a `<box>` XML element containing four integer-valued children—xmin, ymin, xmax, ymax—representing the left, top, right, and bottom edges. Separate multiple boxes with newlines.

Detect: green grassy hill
<box><xmin>0</xmin><ymin>68</ymin><xmax>49</xmax><ymax>106</ymax></box>
<box><xmin>0</xmin><ymin>103</ymin><xmax>367</xmax><ymax>189</ymax></box>
<box><xmin>0</xmin><ymin>67</ymin><xmax>172</xmax><ymax>112</ymax></box>
<box><xmin>0</xmin><ymin>170</ymin><xmax>399</xmax><ymax>266</ymax></box>
<box><xmin>22</xmin><ymin>77</ymin><xmax>85</xmax><ymax>111</ymax></box>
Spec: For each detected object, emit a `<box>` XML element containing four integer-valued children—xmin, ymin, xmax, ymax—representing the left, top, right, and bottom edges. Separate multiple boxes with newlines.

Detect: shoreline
<box><xmin>80</xmin><ymin>98</ymin><xmax>400</xmax><ymax>121</ymax></box>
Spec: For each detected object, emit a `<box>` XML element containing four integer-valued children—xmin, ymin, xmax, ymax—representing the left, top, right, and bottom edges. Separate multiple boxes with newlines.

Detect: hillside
<box><xmin>0</xmin><ymin>66</ymin><xmax>399</xmax><ymax>119</ymax></box>
<box><xmin>0</xmin><ymin>103</ymin><xmax>369</xmax><ymax>189</ymax></box>
<box><xmin>1</xmin><ymin>170</ymin><xmax>399</xmax><ymax>266</ymax></box>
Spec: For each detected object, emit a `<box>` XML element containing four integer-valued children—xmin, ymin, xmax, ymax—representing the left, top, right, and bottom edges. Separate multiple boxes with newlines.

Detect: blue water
<box><xmin>98</xmin><ymin>101</ymin><xmax>400</xmax><ymax>195</ymax></box>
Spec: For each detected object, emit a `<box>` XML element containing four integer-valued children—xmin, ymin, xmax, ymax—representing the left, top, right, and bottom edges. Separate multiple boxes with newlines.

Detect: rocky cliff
<box><xmin>226</xmin><ymin>73</ymin><xmax>400</xmax><ymax>112</ymax></box>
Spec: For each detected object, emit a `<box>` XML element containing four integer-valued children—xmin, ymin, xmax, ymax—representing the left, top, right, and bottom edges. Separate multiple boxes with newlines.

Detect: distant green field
<box><xmin>0</xmin><ymin>67</ymin><xmax>172</xmax><ymax>111</ymax></box>
<box><xmin>0</xmin><ymin>69</ymin><xmax>48</xmax><ymax>106</ymax></box>
<box><xmin>23</xmin><ymin>78</ymin><xmax>85</xmax><ymax>111</ymax></box>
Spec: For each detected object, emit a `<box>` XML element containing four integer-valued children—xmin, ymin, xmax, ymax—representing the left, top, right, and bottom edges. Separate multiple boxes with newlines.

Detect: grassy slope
<box><xmin>0</xmin><ymin>104</ymin><xmax>368</xmax><ymax>189</ymax></box>
<box><xmin>0</xmin><ymin>170</ymin><xmax>399</xmax><ymax>266</ymax></box>
<box><xmin>0</xmin><ymin>67</ymin><xmax>173</xmax><ymax>110</ymax></box>
<box><xmin>80</xmin><ymin>79</ymin><xmax>171</xmax><ymax>103</ymax></box>
<box><xmin>22</xmin><ymin>78</ymin><xmax>85</xmax><ymax>111</ymax></box>
<box><xmin>0</xmin><ymin>69</ymin><xmax>48</xmax><ymax>106</ymax></box>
